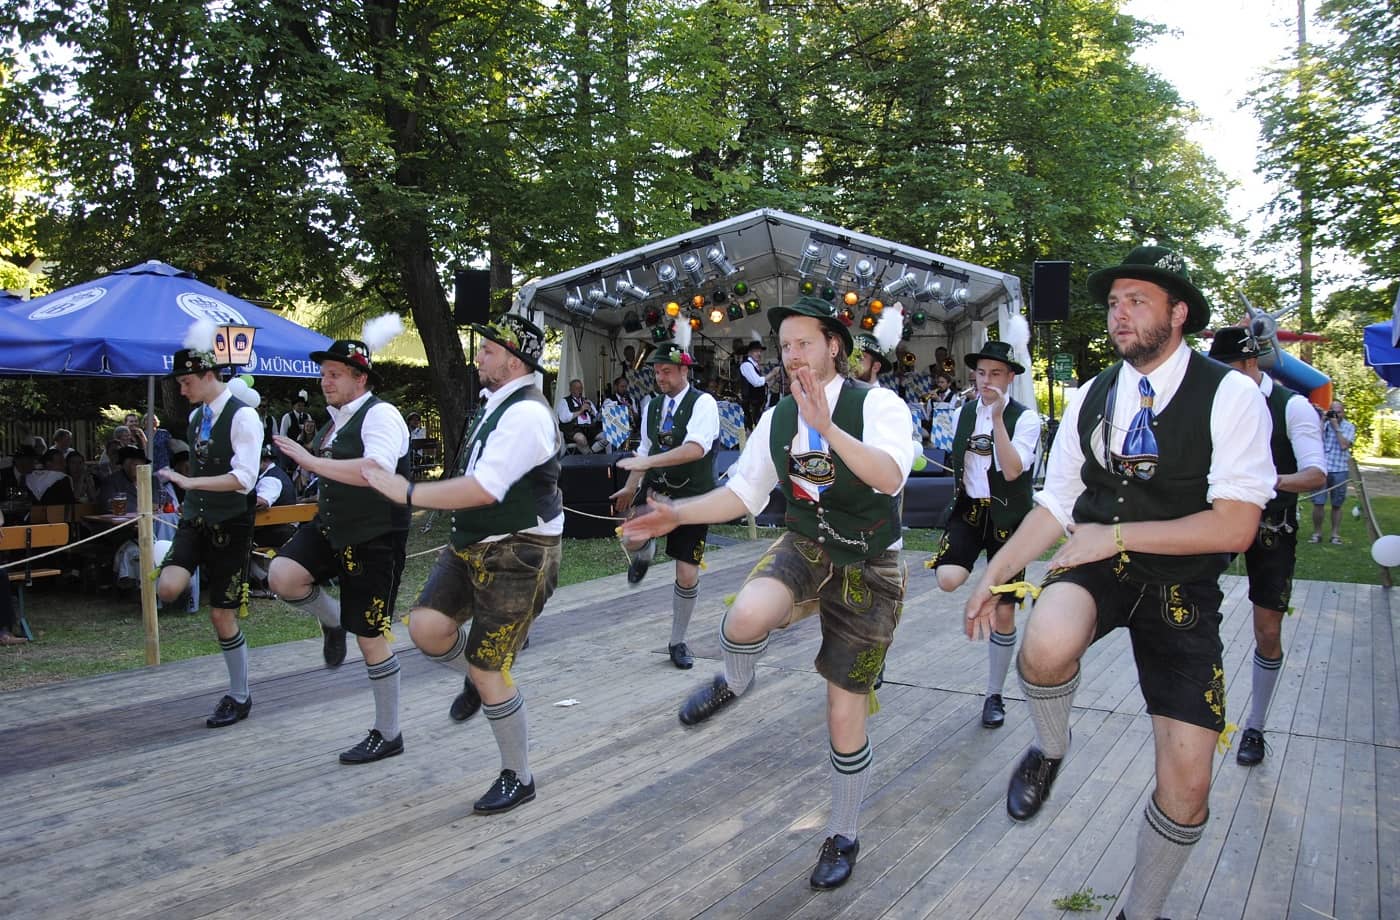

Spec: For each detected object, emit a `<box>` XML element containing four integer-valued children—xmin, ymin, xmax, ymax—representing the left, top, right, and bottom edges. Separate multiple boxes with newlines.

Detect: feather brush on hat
<box><xmin>674</xmin><ymin>313</ymin><xmax>692</xmax><ymax>353</ymax></box>
<box><xmin>361</xmin><ymin>313</ymin><xmax>404</xmax><ymax>352</ymax></box>
<box><xmin>182</xmin><ymin>319</ymin><xmax>218</xmax><ymax>353</ymax></box>
<box><xmin>874</xmin><ymin>302</ymin><xmax>904</xmax><ymax>354</ymax></box>
<box><xmin>1004</xmin><ymin>312</ymin><xmax>1031</xmax><ymax>369</ymax></box>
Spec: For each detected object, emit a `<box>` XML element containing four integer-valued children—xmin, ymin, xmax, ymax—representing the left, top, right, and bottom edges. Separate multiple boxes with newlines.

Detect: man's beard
<box><xmin>1115</xmin><ymin>315</ymin><xmax>1174</xmax><ymax>367</ymax></box>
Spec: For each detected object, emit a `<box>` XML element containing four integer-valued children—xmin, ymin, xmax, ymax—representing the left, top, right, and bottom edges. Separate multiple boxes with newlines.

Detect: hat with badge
<box><xmin>1207</xmin><ymin>326</ymin><xmax>1262</xmax><ymax>364</ymax></box>
<box><xmin>648</xmin><ymin>340</ymin><xmax>695</xmax><ymax>366</ymax></box>
<box><xmin>853</xmin><ymin>333</ymin><xmax>895</xmax><ymax>373</ymax></box>
<box><xmin>766</xmin><ymin>295</ymin><xmax>854</xmax><ymax>353</ymax></box>
<box><xmin>310</xmin><ymin>313</ymin><xmax>405</xmax><ymax>386</ymax></box>
<box><xmin>1086</xmin><ymin>244</ymin><xmax>1212</xmax><ymax>335</ymax></box>
<box><xmin>169</xmin><ymin>319</ymin><xmax>223</xmax><ymax>378</ymax></box>
<box><xmin>472</xmin><ymin>312</ymin><xmax>546</xmax><ymax>372</ymax></box>
<box><xmin>964</xmin><ymin>340</ymin><xmax>1025</xmax><ymax>375</ymax></box>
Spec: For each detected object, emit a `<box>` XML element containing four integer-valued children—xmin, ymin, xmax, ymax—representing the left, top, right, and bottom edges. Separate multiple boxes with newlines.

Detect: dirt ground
<box><xmin>1356</xmin><ymin>460</ymin><xmax>1400</xmax><ymax>498</ymax></box>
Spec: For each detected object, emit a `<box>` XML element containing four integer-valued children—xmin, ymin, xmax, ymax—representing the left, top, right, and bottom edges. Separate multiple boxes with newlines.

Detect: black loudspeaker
<box><xmin>1032</xmin><ymin>261</ymin><xmax>1071</xmax><ymax>324</ymax></box>
<box><xmin>454</xmin><ymin>269</ymin><xmax>492</xmax><ymax>326</ymax></box>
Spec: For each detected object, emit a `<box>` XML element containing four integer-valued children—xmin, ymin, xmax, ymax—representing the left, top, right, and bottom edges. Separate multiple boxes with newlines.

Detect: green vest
<box><xmin>947</xmin><ymin>397</ymin><xmax>1035</xmax><ymax>531</ymax></box>
<box><xmin>769</xmin><ymin>379</ymin><xmax>901</xmax><ymax>566</ymax></box>
<box><xmin>1263</xmin><ymin>381</ymin><xmax>1300</xmax><ymax>525</ymax></box>
<box><xmin>451</xmin><ymin>385</ymin><xmax>563</xmax><ymax>549</ymax></box>
<box><xmin>316</xmin><ymin>395</ymin><xmax>411</xmax><ymax>548</ymax></box>
<box><xmin>181</xmin><ymin>395</ymin><xmax>256</xmax><ymax>526</ymax></box>
<box><xmin>643</xmin><ymin>387</ymin><xmax>717</xmax><ymax>498</ymax></box>
<box><xmin>1074</xmin><ymin>351</ymin><xmax>1231</xmax><ymax>584</ymax></box>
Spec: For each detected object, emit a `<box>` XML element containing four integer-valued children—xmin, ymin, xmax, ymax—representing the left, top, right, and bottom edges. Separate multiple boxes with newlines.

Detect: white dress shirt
<box><xmin>323</xmin><ymin>390</ymin><xmax>410</xmax><ymax>474</ymax></box>
<box><xmin>556</xmin><ymin>394</ymin><xmax>594</xmax><ymax>425</ymax></box>
<box><xmin>637</xmin><ymin>383</ymin><xmax>720</xmax><ymax>457</ymax></box>
<box><xmin>1261</xmin><ymin>375</ymin><xmax>1325</xmax><ymax>476</ymax></box>
<box><xmin>204</xmin><ymin>387</ymin><xmax>263</xmax><ymax>493</ymax></box>
<box><xmin>961</xmin><ymin>399</ymin><xmax>1042</xmax><ymax>499</ymax></box>
<box><xmin>726</xmin><ymin>375</ymin><xmax>916</xmax><ymax>548</ymax></box>
<box><xmin>1036</xmin><ymin>341</ymin><xmax>1275</xmax><ymax>531</ymax></box>
<box><xmin>255</xmin><ymin>465</ymin><xmax>285</xmax><ymax>506</ymax></box>
<box><xmin>740</xmin><ymin>356</ymin><xmax>767</xmax><ymax>389</ymax></box>
<box><xmin>465</xmin><ymin>374</ymin><xmax>564</xmax><ymax>537</ymax></box>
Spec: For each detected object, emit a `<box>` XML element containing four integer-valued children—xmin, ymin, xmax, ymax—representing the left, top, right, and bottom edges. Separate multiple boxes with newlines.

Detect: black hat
<box><xmin>767</xmin><ymin>295</ymin><xmax>854</xmax><ymax>353</ymax></box>
<box><xmin>1207</xmin><ymin>327</ymin><xmax>1261</xmax><ymax>363</ymax></box>
<box><xmin>745</xmin><ymin>338</ymin><xmax>765</xmax><ymax>353</ymax></box>
<box><xmin>853</xmin><ymin>332</ymin><xmax>895</xmax><ymax>372</ymax></box>
<box><xmin>168</xmin><ymin>348</ymin><xmax>220</xmax><ymax>378</ymax></box>
<box><xmin>472</xmin><ymin>314</ymin><xmax>546</xmax><ymax>372</ymax></box>
<box><xmin>1086</xmin><ymin>245</ymin><xmax>1211</xmax><ymax>334</ymax></box>
<box><xmin>310</xmin><ymin>340</ymin><xmax>379</xmax><ymax>385</ymax></box>
<box><xmin>648</xmin><ymin>341</ymin><xmax>695</xmax><ymax>367</ymax></box>
<box><xmin>964</xmin><ymin>340</ymin><xmax>1025</xmax><ymax>375</ymax></box>
<box><xmin>260</xmin><ymin>442</ymin><xmax>276</xmax><ymax>459</ymax></box>
<box><xmin>118</xmin><ymin>445</ymin><xmax>149</xmax><ymax>464</ymax></box>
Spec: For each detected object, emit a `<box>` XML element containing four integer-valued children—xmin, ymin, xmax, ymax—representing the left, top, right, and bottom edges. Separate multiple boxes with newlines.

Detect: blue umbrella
<box><xmin>2</xmin><ymin>260</ymin><xmax>331</xmax><ymax>377</ymax></box>
<box><xmin>1363</xmin><ymin>322</ymin><xmax>1400</xmax><ymax>386</ymax></box>
<box><xmin>0</xmin><ymin>301</ymin><xmax>71</xmax><ymax>374</ymax></box>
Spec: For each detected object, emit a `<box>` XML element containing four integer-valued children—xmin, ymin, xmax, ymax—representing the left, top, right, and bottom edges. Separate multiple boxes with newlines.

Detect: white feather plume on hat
<box><xmin>874</xmin><ymin>302</ymin><xmax>904</xmax><ymax>354</ymax></box>
<box><xmin>674</xmin><ymin>313</ymin><xmax>692</xmax><ymax>353</ymax></box>
<box><xmin>361</xmin><ymin>313</ymin><xmax>404</xmax><ymax>353</ymax></box>
<box><xmin>182</xmin><ymin>319</ymin><xmax>217</xmax><ymax>353</ymax></box>
<box><xmin>1004</xmin><ymin>312</ymin><xmax>1031</xmax><ymax>370</ymax></box>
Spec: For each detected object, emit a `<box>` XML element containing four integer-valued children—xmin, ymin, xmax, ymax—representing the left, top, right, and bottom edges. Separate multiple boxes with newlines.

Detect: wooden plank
<box><xmin>1370</xmin><ymin>586</ymin><xmax>1400</xmax><ymax>748</ymax></box>
<box><xmin>1287</xmin><ymin>736</ymin><xmax>1344</xmax><ymax>919</ymax></box>
<box><xmin>1243</xmin><ymin>735</ymin><xmax>1314</xmax><ymax>919</ymax></box>
<box><xmin>253</xmin><ymin>502</ymin><xmax>319</xmax><ymax>527</ymax></box>
<box><xmin>1332</xmin><ymin>740</ymin><xmax>1380</xmax><ymax>920</ymax></box>
<box><xmin>1376</xmin><ymin>745</ymin><xmax>1400</xmax><ymax>920</ymax></box>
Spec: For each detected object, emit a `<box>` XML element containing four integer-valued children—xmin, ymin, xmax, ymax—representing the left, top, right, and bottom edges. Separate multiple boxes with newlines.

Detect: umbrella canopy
<box><xmin>2</xmin><ymin>260</ymin><xmax>331</xmax><ymax>378</ymax></box>
<box><xmin>1364</xmin><ymin>322</ymin><xmax>1400</xmax><ymax>386</ymax></box>
<box><xmin>0</xmin><ymin>305</ymin><xmax>69</xmax><ymax>374</ymax></box>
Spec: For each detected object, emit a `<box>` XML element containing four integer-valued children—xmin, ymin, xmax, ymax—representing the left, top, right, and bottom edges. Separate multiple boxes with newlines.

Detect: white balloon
<box><xmin>226</xmin><ymin>377</ymin><xmax>250</xmax><ymax>400</ymax></box>
<box><xmin>243</xmin><ymin>387</ymin><xmax>262</xmax><ymax>409</ymax></box>
<box><xmin>1352</xmin><ymin>505</ymin><xmax>1362</xmax><ymax>519</ymax></box>
<box><xmin>1370</xmin><ymin>534</ymin><xmax>1400</xmax><ymax>568</ymax></box>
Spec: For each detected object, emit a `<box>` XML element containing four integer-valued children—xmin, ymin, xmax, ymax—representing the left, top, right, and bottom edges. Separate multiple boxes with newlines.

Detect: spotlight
<box><xmin>869</xmin><ymin>300</ymin><xmax>884</xmax><ymax>314</ymax></box>
<box><xmin>838</xmin><ymin>308</ymin><xmax>855</xmax><ymax>326</ymax></box>
<box><xmin>733</xmin><ymin>280</ymin><xmax>749</xmax><ymax>296</ymax></box>
<box><xmin>615</xmin><ymin>274</ymin><xmax>650</xmax><ymax>301</ymax></box>
<box><xmin>853</xmin><ymin>259</ymin><xmax>875</xmax><ymax>292</ymax></box>
<box><xmin>644</xmin><ymin>306</ymin><xmax>662</xmax><ymax>326</ymax></box>
<box><xmin>916</xmin><ymin>274</ymin><xmax>943</xmax><ymax>303</ymax></box>
<box><xmin>860</xmin><ymin>313</ymin><xmax>876</xmax><ymax>330</ymax></box>
<box><xmin>728</xmin><ymin>303</ymin><xmax>744</xmax><ymax>320</ymax></box>
<box><xmin>744</xmin><ymin>298</ymin><xmax>761</xmax><ymax>315</ymax></box>
<box><xmin>586</xmin><ymin>285</ymin><xmax>622</xmax><ymax>309</ymax></box>
<box><xmin>565</xmin><ymin>289</ymin><xmax>596</xmax><ymax>317</ymax></box>
<box><xmin>883</xmin><ymin>271</ymin><xmax>917</xmax><ymax>297</ymax></box>
<box><xmin>911</xmin><ymin>309</ymin><xmax>927</xmax><ymax>327</ymax></box>
<box><xmin>691</xmin><ymin>294</ymin><xmax>706</xmax><ymax>309</ymax></box>
<box><xmin>820</xmin><ymin>285</ymin><xmax>836</xmax><ymax>301</ymax></box>
<box><xmin>950</xmin><ymin>286</ymin><xmax>969</xmax><ymax>306</ymax></box>
<box><xmin>683</xmin><ymin>254</ymin><xmax>706</xmax><ymax>287</ymax></box>
<box><xmin>706</xmin><ymin>244</ymin><xmax>739</xmax><ymax>277</ymax></box>
<box><xmin>709</xmin><ymin>306</ymin><xmax>725</xmax><ymax>324</ymax></box>
<box><xmin>564</xmin><ymin>292</ymin><xmax>583</xmax><ymax>312</ymax></box>
<box><xmin>796</xmin><ymin>240</ymin><xmax>822</xmax><ymax>277</ymax></box>
<box><xmin>652</xmin><ymin>325</ymin><xmax>669</xmax><ymax>342</ymax></box>
<box><xmin>665</xmin><ymin>301</ymin><xmax>681</xmax><ymax>317</ymax></box>
<box><xmin>688</xmin><ymin>316</ymin><xmax>702</xmax><ymax>331</ymax></box>
<box><xmin>656</xmin><ymin>262</ymin><xmax>684</xmax><ymax>294</ymax></box>
<box><xmin>712</xmin><ymin>289</ymin><xmax>729</xmax><ymax>303</ymax></box>
<box><xmin>825</xmin><ymin>250</ymin><xmax>849</xmax><ymax>284</ymax></box>
<box><xmin>622</xmin><ymin>310</ymin><xmax>642</xmax><ymax>332</ymax></box>
<box><xmin>800</xmin><ymin>280</ymin><xmax>816</xmax><ymax>295</ymax></box>
<box><xmin>843</xmin><ymin>291</ymin><xmax>859</xmax><ymax>306</ymax></box>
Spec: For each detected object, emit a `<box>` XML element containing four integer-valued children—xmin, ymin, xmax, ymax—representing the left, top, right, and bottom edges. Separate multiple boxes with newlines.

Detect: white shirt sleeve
<box><xmin>862</xmin><ymin>387</ymin><xmax>917</xmax><ymax>491</ymax></box>
<box><xmin>683</xmin><ymin>393</ymin><xmax>721</xmax><ymax>451</ymax></box>
<box><xmin>471</xmin><ymin>401</ymin><xmax>559</xmax><ymax>501</ymax></box>
<box><xmin>278</xmin><ymin>413</ymin><xmax>292</xmax><ymax>439</ymax></box>
<box><xmin>228</xmin><ymin>407</ymin><xmax>263</xmax><ymax>493</ymax></box>
<box><xmin>255</xmin><ymin>472</ymin><xmax>283</xmax><ymax>506</ymax></box>
<box><xmin>1286</xmin><ymin>393</ymin><xmax>1325</xmax><ymax>474</ymax></box>
<box><xmin>358</xmin><ymin>403</ymin><xmax>411</xmax><ymax>473</ymax></box>
<box><xmin>740</xmin><ymin>359</ymin><xmax>766</xmax><ymax>388</ymax></box>
<box><xmin>723</xmin><ymin>407</ymin><xmax>781</xmax><ymax>516</ymax></box>
<box><xmin>1033</xmin><ymin>383</ymin><xmax>1090</xmax><ymax>532</ymax></box>
<box><xmin>638</xmin><ymin>403</ymin><xmax>654</xmax><ymax>456</ymax></box>
<box><xmin>556</xmin><ymin>398</ymin><xmax>573</xmax><ymax>424</ymax></box>
<box><xmin>1206</xmin><ymin>372</ymin><xmax>1276</xmax><ymax>507</ymax></box>
<box><xmin>1000</xmin><ymin>408</ymin><xmax>1042</xmax><ymax>473</ymax></box>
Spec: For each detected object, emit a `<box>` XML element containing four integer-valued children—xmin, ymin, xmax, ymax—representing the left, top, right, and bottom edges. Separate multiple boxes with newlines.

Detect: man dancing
<box><xmin>929</xmin><ymin>339</ymin><xmax>1040</xmax><ymax>728</ymax></box>
<box><xmin>1207</xmin><ymin>327</ymin><xmax>1324</xmax><ymax>766</ymax></box>
<box><xmin>964</xmin><ymin>246</ymin><xmax>1274</xmax><ymax>920</ymax></box>
<box><xmin>271</xmin><ymin>323</ymin><xmax>412</xmax><ymax>764</ymax></box>
<box><xmin>156</xmin><ymin>332</ymin><xmax>262</xmax><ymax>728</ymax></box>
<box><xmin>364</xmin><ymin>313</ymin><xmax>562</xmax><ymax>814</ymax></box>
<box><xmin>611</xmin><ymin>329</ymin><xmax>719</xmax><ymax>669</ymax></box>
<box><xmin>623</xmin><ymin>295</ymin><xmax>914</xmax><ymax>890</ymax></box>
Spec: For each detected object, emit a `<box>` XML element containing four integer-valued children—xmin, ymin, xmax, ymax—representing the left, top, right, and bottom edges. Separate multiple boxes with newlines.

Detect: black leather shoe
<box><xmin>339</xmin><ymin>729</ymin><xmax>404</xmax><ymax>764</ymax></box>
<box><xmin>809</xmin><ymin>834</ymin><xmax>859</xmax><ymax>889</ymax></box>
<box><xmin>473</xmin><ymin>769</ymin><xmax>536</xmax><ymax>814</ymax></box>
<box><xmin>982</xmin><ymin>693</ymin><xmax>1006</xmax><ymax>728</ymax></box>
<box><xmin>669</xmin><ymin>642</ymin><xmax>694</xmax><ymax>669</ymax></box>
<box><xmin>321</xmin><ymin>624</ymin><xmax>347</xmax><ymax>668</ymax></box>
<box><xmin>1007</xmin><ymin>746</ymin><xmax>1062</xmax><ymax>821</ymax></box>
<box><xmin>679</xmin><ymin>674</ymin><xmax>739</xmax><ymax>726</ymax></box>
<box><xmin>1116</xmin><ymin>912</ymin><xmax>1171</xmax><ymax>920</ymax></box>
<box><xmin>627</xmin><ymin>555</ymin><xmax>651</xmax><ymax>585</ymax></box>
<box><xmin>205</xmin><ymin>694</ymin><xmax>252</xmax><ymax>728</ymax></box>
<box><xmin>1236</xmin><ymin>727</ymin><xmax>1266</xmax><ymax>766</ymax></box>
<box><xmin>450</xmin><ymin>674</ymin><xmax>482</xmax><ymax>723</ymax></box>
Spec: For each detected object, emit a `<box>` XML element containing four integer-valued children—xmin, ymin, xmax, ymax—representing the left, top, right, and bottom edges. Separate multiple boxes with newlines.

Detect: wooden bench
<box><xmin>252</xmin><ymin>502</ymin><xmax>318</xmax><ymax>558</ymax></box>
<box><xmin>1</xmin><ymin>522</ymin><xmax>71</xmax><ymax>640</ymax></box>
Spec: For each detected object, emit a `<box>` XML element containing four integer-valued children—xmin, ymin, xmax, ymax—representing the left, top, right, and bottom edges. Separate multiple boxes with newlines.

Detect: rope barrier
<box><xmin>0</xmin><ymin>514</ymin><xmax>142</xmax><ymax>570</ymax></box>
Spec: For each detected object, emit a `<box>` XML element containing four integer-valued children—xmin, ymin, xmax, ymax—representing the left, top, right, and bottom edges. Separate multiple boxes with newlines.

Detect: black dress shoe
<box><xmin>321</xmin><ymin>624</ymin><xmax>347</xmax><ymax>668</ymax></box>
<box><xmin>669</xmin><ymin>642</ymin><xmax>694</xmax><ymax>669</ymax></box>
<box><xmin>474</xmin><ymin>769</ymin><xmax>536</xmax><ymax>814</ymax></box>
<box><xmin>627</xmin><ymin>555</ymin><xmax>651</xmax><ymax>585</ymax></box>
<box><xmin>339</xmin><ymin>729</ymin><xmax>404</xmax><ymax>764</ymax></box>
<box><xmin>1007</xmin><ymin>746</ymin><xmax>1063</xmax><ymax>821</ymax></box>
<box><xmin>679</xmin><ymin>674</ymin><xmax>739</xmax><ymax>726</ymax></box>
<box><xmin>205</xmin><ymin>694</ymin><xmax>252</xmax><ymax>728</ymax></box>
<box><xmin>450</xmin><ymin>674</ymin><xmax>482</xmax><ymax>722</ymax></box>
<box><xmin>1236</xmin><ymin>727</ymin><xmax>1266</xmax><ymax>766</ymax></box>
<box><xmin>809</xmin><ymin>834</ymin><xmax>859</xmax><ymax>889</ymax></box>
<box><xmin>982</xmin><ymin>693</ymin><xmax>1006</xmax><ymax>728</ymax></box>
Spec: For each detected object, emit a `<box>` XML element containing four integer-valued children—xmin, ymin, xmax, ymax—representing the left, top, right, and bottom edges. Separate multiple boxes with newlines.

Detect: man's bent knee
<box><xmin>407</xmin><ymin>606</ymin><xmax>458</xmax><ymax>654</ymax></box>
<box><xmin>936</xmin><ymin>565</ymin><xmax>970</xmax><ymax>593</ymax></box>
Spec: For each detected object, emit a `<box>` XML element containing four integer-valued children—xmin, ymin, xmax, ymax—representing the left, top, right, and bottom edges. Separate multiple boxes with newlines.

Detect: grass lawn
<box><xmin>4</xmin><ymin>494</ymin><xmax>1397</xmax><ymax>692</ymax></box>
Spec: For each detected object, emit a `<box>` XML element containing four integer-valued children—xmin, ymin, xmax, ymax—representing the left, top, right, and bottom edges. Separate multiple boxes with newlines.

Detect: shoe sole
<box><xmin>339</xmin><ymin>746</ymin><xmax>404</xmax><ymax>765</ymax></box>
<box><xmin>474</xmin><ymin>790</ymin><xmax>536</xmax><ymax>814</ymax></box>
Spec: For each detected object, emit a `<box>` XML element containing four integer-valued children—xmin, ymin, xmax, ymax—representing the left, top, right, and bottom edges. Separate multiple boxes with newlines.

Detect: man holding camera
<box><xmin>1310</xmin><ymin>399</ymin><xmax>1355</xmax><ymax>545</ymax></box>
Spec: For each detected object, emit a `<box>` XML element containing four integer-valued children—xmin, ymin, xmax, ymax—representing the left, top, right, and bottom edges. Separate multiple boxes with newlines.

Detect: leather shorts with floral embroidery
<box><xmin>277</xmin><ymin>525</ymin><xmax>407</xmax><ymax>639</ymax></box>
<box><xmin>166</xmin><ymin>517</ymin><xmax>254</xmax><ymax>611</ymax></box>
<box><xmin>415</xmin><ymin>534</ymin><xmax>561</xmax><ymax>672</ymax></box>
<box><xmin>745</xmin><ymin>531</ymin><xmax>906</xmax><ymax>694</ymax></box>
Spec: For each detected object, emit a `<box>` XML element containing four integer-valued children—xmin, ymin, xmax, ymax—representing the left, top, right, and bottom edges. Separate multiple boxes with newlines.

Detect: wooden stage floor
<box><xmin>2</xmin><ymin>539</ymin><xmax>1396</xmax><ymax>919</ymax></box>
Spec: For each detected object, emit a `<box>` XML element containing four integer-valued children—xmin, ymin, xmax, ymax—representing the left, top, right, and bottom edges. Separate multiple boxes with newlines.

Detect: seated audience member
<box><xmin>557</xmin><ymin>378</ymin><xmax>607</xmax><ymax>453</ymax></box>
<box><xmin>98</xmin><ymin>446</ymin><xmax>148</xmax><ymax>512</ymax></box>
<box><xmin>28</xmin><ymin>448</ymin><xmax>75</xmax><ymax>505</ymax></box>
<box><xmin>8</xmin><ymin>445</ymin><xmax>40</xmax><ymax>501</ymax></box>
<box><xmin>0</xmin><ymin>510</ymin><xmax>26</xmax><ymax>644</ymax></box>
<box><xmin>248</xmin><ymin>444</ymin><xmax>299</xmax><ymax>596</ymax></box>
<box><xmin>51</xmin><ymin>428</ymin><xmax>75</xmax><ymax>456</ymax></box>
<box><xmin>407</xmin><ymin>412</ymin><xmax>427</xmax><ymax>441</ymax></box>
<box><xmin>66</xmin><ymin>451</ymin><xmax>100</xmax><ymax>505</ymax></box>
